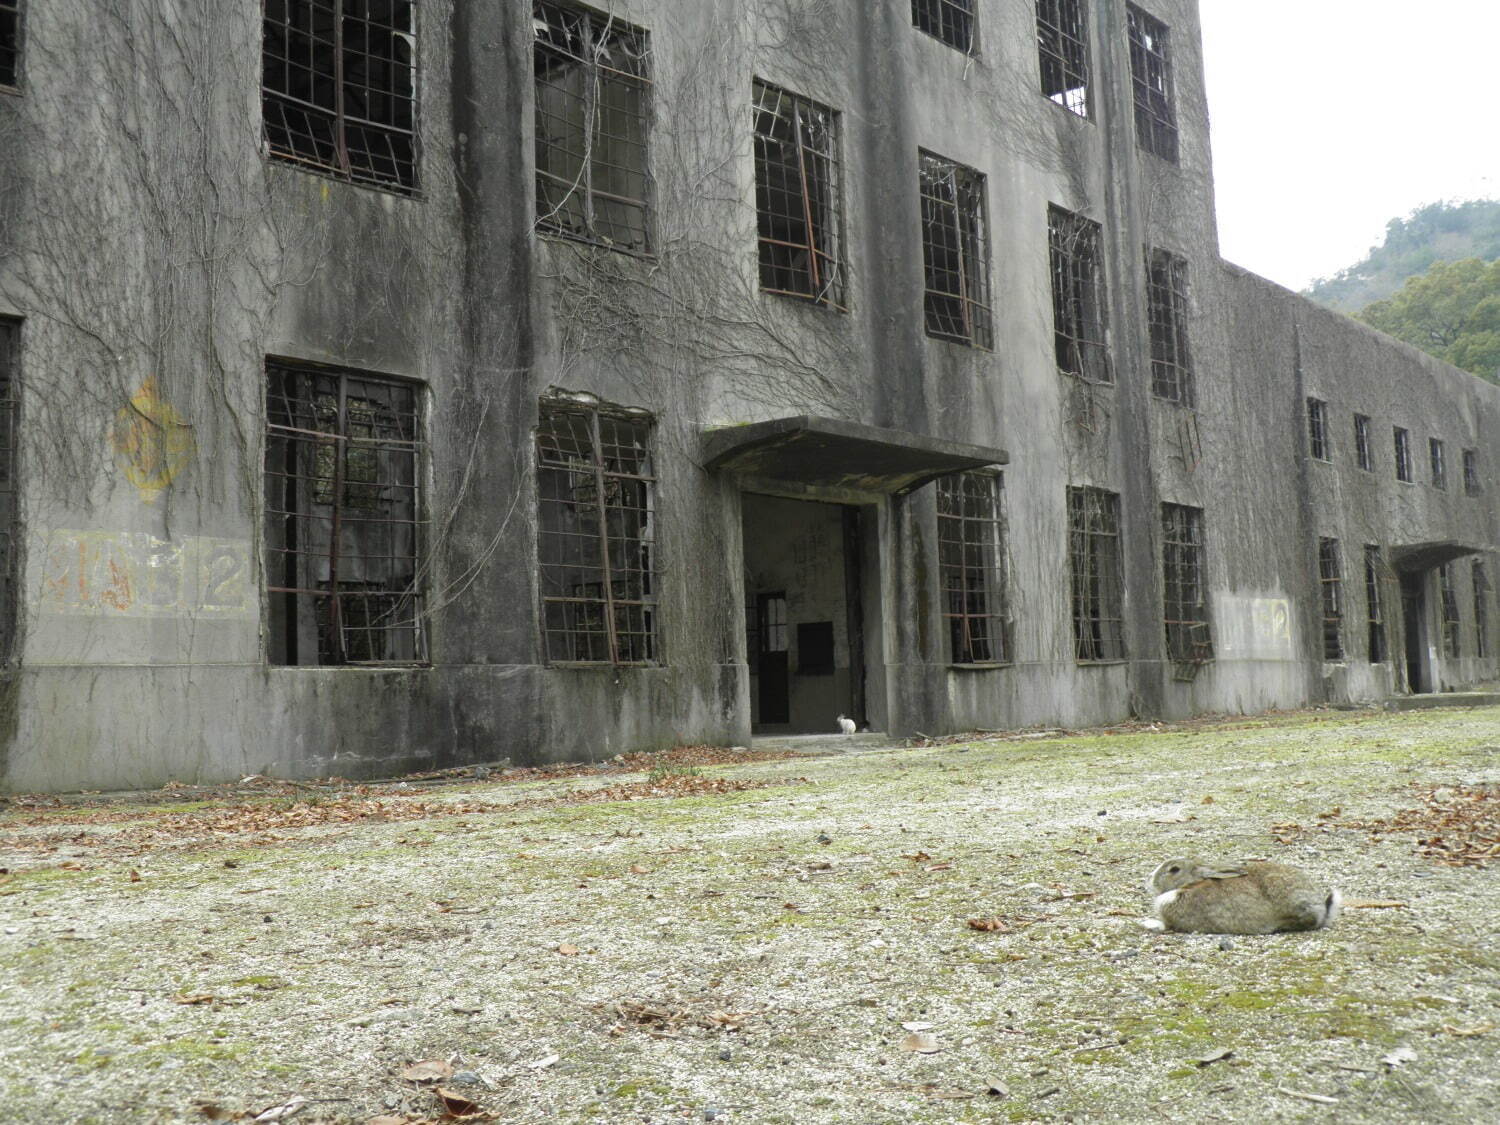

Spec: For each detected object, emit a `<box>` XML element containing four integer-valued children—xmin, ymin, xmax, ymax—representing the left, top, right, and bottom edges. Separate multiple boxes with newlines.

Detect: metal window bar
<box><xmin>0</xmin><ymin>0</ymin><xmax>21</xmax><ymax>88</ymax></box>
<box><xmin>1161</xmin><ymin>504</ymin><xmax>1211</xmax><ymax>666</ymax></box>
<box><xmin>537</xmin><ymin>402</ymin><xmax>657</xmax><ymax>665</ymax></box>
<box><xmin>1464</xmin><ymin>449</ymin><xmax>1480</xmax><ymax>495</ymax></box>
<box><xmin>919</xmin><ymin>153</ymin><xmax>992</xmax><ymax>348</ymax></box>
<box><xmin>1354</xmin><ymin>414</ymin><xmax>1372</xmax><ymax>471</ymax></box>
<box><xmin>1049</xmin><ymin>207</ymin><xmax>1110</xmax><ymax>383</ymax></box>
<box><xmin>264</xmin><ymin>362</ymin><xmax>426</xmax><ymax>666</ymax></box>
<box><xmin>534</xmin><ymin>1</ymin><xmax>651</xmax><ymax>253</ymax></box>
<box><xmin>1317</xmin><ymin>538</ymin><xmax>1343</xmax><ymax>660</ymax></box>
<box><xmin>262</xmin><ymin>1</ymin><xmax>418</xmax><ymax>192</ymax></box>
<box><xmin>1429</xmin><ymin>438</ymin><xmax>1446</xmax><ymax>489</ymax></box>
<box><xmin>937</xmin><ymin>473</ymin><xmax>1009</xmax><ymax>664</ymax></box>
<box><xmin>1036</xmin><ymin>0</ymin><xmax>1088</xmax><ymax>116</ymax></box>
<box><xmin>1394</xmin><ymin>427</ymin><xmax>1412</xmax><ymax>482</ymax></box>
<box><xmin>1474</xmin><ymin>560</ymin><xmax>1491</xmax><ymax>660</ymax></box>
<box><xmin>911</xmin><ymin>0</ymin><xmax>975</xmax><ymax>54</ymax></box>
<box><xmin>1364</xmin><ymin>545</ymin><xmax>1386</xmax><ymax>663</ymax></box>
<box><xmin>1068</xmin><ymin>487</ymin><xmax>1125</xmax><ymax>662</ymax></box>
<box><xmin>1146</xmin><ymin>247</ymin><xmax>1193</xmax><ymax>406</ymax></box>
<box><xmin>0</xmin><ymin>319</ymin><xmax>18</xmax><ymax>664</ymax></box>
<box><xmin>753</xmin><ymin>81</ymin><xmax>846</xmax><ymax>310</ymax></box>
<box><xmin>1438</xmin><ymin>563</ymin><xmax>1460</xmax><ymax>657</ymax></box>
<box><xmin>1306</xmin><ymin>398</ymin><xmax>1328</xmax><ymax>461</ymax></box>
<box><xmin>1126</xmin><ymin>5</ymin><xmax>1177</xmax><ymax>163</ymax></box>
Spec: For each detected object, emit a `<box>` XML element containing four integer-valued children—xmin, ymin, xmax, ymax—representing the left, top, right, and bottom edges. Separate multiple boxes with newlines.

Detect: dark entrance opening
<box><xmin>742</xmin><ymin>493</ymin><xmax>864</xmax><ymax>733</ymax></box>
<box><xmin>1400</xmin><ymin>571</ymin><xmax>1427</xmax><ymax>694</ymax></box>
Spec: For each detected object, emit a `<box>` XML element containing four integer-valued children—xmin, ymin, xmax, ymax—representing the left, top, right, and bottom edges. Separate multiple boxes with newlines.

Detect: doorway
<box><xmin>1400</xmin><ymin>571</ymin><xmax>1427</xmax><ymax>693</ymax></box>
<box><xmin>742</xmin><ymin>494</ymin><xmax>865</xmax><ymax>733</ymax></box>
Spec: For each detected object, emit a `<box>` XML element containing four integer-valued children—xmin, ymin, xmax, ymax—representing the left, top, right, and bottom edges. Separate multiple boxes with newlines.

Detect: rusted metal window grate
<box><xmin>1036</xmin><ymin>0</ymin><xmax>1088</xmax><ymax>116</ymax></box>
<box><xmin>262</xmin><ymin>1</ymin><xmax>418</xmax><ymax>193</ymax></box>
<box><xmin>1146</xmin><ymin>248</ymin><xmax>1192</xmax><ymax>405</ymax></box>
<box><xmin>912</xmin><ymin>0</ymin><xmax>975</xmax><ymax>54</ymax></box>
<box><xmin>1318</xmin><ymin>537</ymin><xmax>1343</xmax><ymax>660</ymax></box>
<box><xmin>0</xmin><ymin>319</ymin><xmax>18</xmax><ymax>663</ymax></box>
<box><xmin>1394</xmin><ymin>426</ymin><xmax>1412</xmax><ymax>483</ymax></box>
<box><xmin>1429</xmin><ymin>437</ymin><xmax>1446</xmax><ymax>489</ymax></box>
<box><xmin>1439</xmin><ymin>563</ymin><xmax>1460</xmax><ymax>657</ymax></box>
<box><xmin>537</xmin><ymin>400</ymin><xmax>657</xmax><ymax>665</ymax></box>
<box><xmin>0</xmin><ymin>1</ymin><xmax>22</xmax><ymax>89</ymax></box>
<box><xmin>1464</xmin><ymin>448</ymin><xmax>1480</xmax><ymax>495</ymax></box>
<box><xmin>1354</xmin><ymin>414</ymin><xmax>1373</xmax><ymax>471</ymax></box>
<box><xmin>264</xmin><ymin>362</ymin><xmax>425</xmax><ymax>666</ymax></box>
<box><xmin>937</xmin><ymin>473</ymin><xmax>1009</xmax><ymax>664</ymax></box>
<box><xmin>1162</xmin><ymin>504</ymin><xmax>1211</xmax><ymax>664</ymax></box>
<box><xmin>920</xmin><ymin>152</ymin><xmax>992</xmax><ymax>348</ymax></box>
<box><xmin>753</xmin><ymin>81</ymin><xmax>845</xmax><ymax>310</ymax></box>
<box><xmin>1474</xmin><ymin>560</ymin><xmax>1491</xmax><ymax>659</ymax></box>
<box><xmin>1126</xmin><ymin>5</ymin><xmax>1177</xmax><ymax>163</ymax></box>
<box><xmin>1364</xmin><ymin>545</ymin><xmax>1386</xmax><ymax>663</ymax></box>
<box><xmin>534</xmin><ymin>2</ymin><xmax>651</xmax><ymax>254</ymax></box>
<box><xmin>1306</xmin><ymin>398</ymin><xmax>1329</xmax><ymax>461</ymax></box>
<box><xmin>1068</xmin><ymin>487</ymin><xmax>1124</xmax><ymax>662</ymax></box>
<box><xmin>1049</xmin><ymin>207</ymin><xmax>1109</xmax><ymax>383</ymax></box>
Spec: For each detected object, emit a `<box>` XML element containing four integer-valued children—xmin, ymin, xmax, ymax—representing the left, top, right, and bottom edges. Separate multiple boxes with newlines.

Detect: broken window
<box><xmin>1438</xmin><ymin>563</ymin><xmax>1460</xmax><ymax>657</ymax></box>
<box><xmin>0</xmin><ymin>1</ymin><xmax>21</xmax><ymax>89</ymax></box>
<box><xmin>1146</xmin><ymin>248</ymin><xmax>1193</xmax><ymax>405</ymax></box>
<box><xmin>1317</xmin><ymin>538</ymin><xmax>1343</xmax><ymax>660</ymax></box>
<box><xmin>1049</xmin><ymin>207</ymin><xmax>1109</xmax><ymax>383</ymax></box>
<box><xmin>1305</xmin><ymin>398</ymin><xmax>1329</xmax><ymax>461</ymax></box>
<box><xmin>1473</xmin><ymin>560</ymin><xmax>1490</xmax><ymax>660</ymax></box>
<box><xmin>919</xmin><ymin>152</ymin><xmax>992</xmax><ymax>348</ymax></box>
<box><xmin>534</xmin><ymin>1</ymin><xmax>651</xmax><ymax>253</ymax></box>
<box><xmin>753</xmin><ymin>81</ymin><xmax>845</xmax><ymax>310</ymax></box>
<box><xmin>0</xmin><ymin>318</ymin><xmax>18</xmax><ymax>663</ymax></box>
<box><xmin>912</xmin><ymin>0</ymin><xmax>975</xmax><ymax>54</ymax></box>
<box><xmin>264</xmin><ymin>361</ymin><xmax>425</xmax><ymax>666</ymax></box>
<box><xmin>1464</xmin><ymin>448</ymin><xmax>1480</xmax><ymax>495</ymax></box>
<box><xmin>937</xmin><ymin>473</ymin><xmax>1009</xmax><ymax>665</ymax></box>
<box><xmin>1036</xmin><ymin>0</ymin><xmax>1089</xmax><ymax>116</ymax></box>
<box><xmin>1354</xmin><ymin>414</ymin><xmax>1373</xmax><ymax>472</ymax></box>
<box><xmin>1429</xmin><ymin>437</ymin><xmax>1446</xmax><ymax>490</ymax></box>
<box><xmin>1364</xmin><ymin>545</ymin><xmax>1386</xmax><ymax>663</ymax></box>
<box><xmin>1393</xmin><ymin>426</ymin><xmax>1412</xmax><ymax>483</ymax></box>
<box><xmin>1068</xmin><ymin>487</ymin><xmax>1125</xmax><ymax>662</ymax></box>
<box><xmin>536</xmin><ymin>399</ymin><xmax>657</xmax><ymax>665</ymax></box>
<box><xmin>262</xmin><ymin>1</ymin><xmax>418</xmax><ymax>193</ymax></box>
<box><xmin>1161</xmin><ymin>504</ymin><xmax>1211</xmax><ymax>665</ymax></box>
<box><xmin>1126</xmin><ymin>5</ymin><xmax>1177</xmax><ymax>163</ymax></box>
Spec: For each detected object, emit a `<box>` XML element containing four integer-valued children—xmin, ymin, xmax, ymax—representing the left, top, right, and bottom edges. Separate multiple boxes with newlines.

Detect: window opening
<box><xmin>1463</xmin><ymin>449</ymin><xmax>1480</xmax><ymax>495</ymax></box>
<box><xmin>1394</xmin><ymin>426</ymin><xmax>1412</xmax><ymax>483</ymax></box>
<box><xmin>911</xmin><ymin>0</ymin><xmax>975</xmax><ymax>54</ymax></box>
<box><xmin>1126</xmin><ymin>5</ymin><xmax>1177</xmax><ymax>163</ymax></box>
<box><xmin>1317</xmin><ymin>537</ymin><xmax>1343</xmax><ymax>660</ymax></box>
<box><xmin>0</xmin><ymin>1</ymin><xmax>21</xmax><ymax>89</ymax></box>
<box><xmin>0</xmin><ymin>319</ymin><xmax>18</xmax><ymax>663</ymax></box>
<box><xmin>1306</xmin><ymin>398</ymin><xmax>1329</xmax><ymax>461</ymax></box>
<box><xmin>534</xmin><ymin>1</ymin><xmax>651</xmax><ymax>253</ymax></box>
<box><xmin>753</xmin><ymin>81</ymin><xmax>845</xmax><ymax>310</ymax></box>
<box><xmin>1036</xmin><ymin>0</ymin><xmax>1088</xmax><ymax>116</ymax></box>
<box><xmin>262</xmin><ymin>1</ymin><xmax>418</xmax><ymax>192</ymax></box>
<box><xmin>1438</xmin><ymin>563</ymin><xmax>1460</xmax><ymax>657</ymax></box>
<box><xmin>1162</xmin><ymin>504</ymin><xmax>1212</xmax><ymax>673</ymax></box>
<box><xmin>937</xmin><ymin>473</ymin><xmax>1009</xmax><ymax>665</ymax></box>
<box><xmin>537</xmin><ymin>400</ymin><xmax>657</xmax><ymax>665</ymax></box>
<box><xmin>1473</xmin><ymin>560</ymin><xmax>1490</xmax><ymax>660</ymax></box>
<box><xmin>919</xmin><ymin>152</ymin><xmax>992</xmax><ymax>348</ymax></box>
<box><xmin>1049</xmin><ymin>206</ymin><xmax>1109</xmax><ymax>383</ymax></box>
<box><xmin>1354</xmin><ymin>414</ymin><xmax>1373</xmax><ymax>472</ymax></box>
<box><xmin>1147</xmin><ymin>247</ymin><xmax>1193</xmax><ymax>406</ymax></box>
<box><xmin>264</xmin><ymin>361</ymin><xmax>425</xmax><ymax>666</ymax></box>
<box><xmin>1068</xmin><ymin>487</ymin><xmax>1125</xmax><ymax>662</ymax></box>
<box><xmin>1429</xmin><ymin>437</ymin><xmax>1446</xmax><ymax>490</ymax></box>
<box><xmin>1364</xmin><ymin>545</ymin><xmax>1386</xmax><ymax>663</ymax></box>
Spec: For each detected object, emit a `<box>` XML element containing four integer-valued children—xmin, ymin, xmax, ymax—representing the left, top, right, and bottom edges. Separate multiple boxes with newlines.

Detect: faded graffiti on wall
<box><xmin>110</xmin><ymin>377</ymin><xmax>196</xmax><ymax>502</ymax></box>
<box><xmin>1214</xmin><ymin>595</ymin><xmax>1296</xmax><ymax>660</ymax></box>
<box><xmin>40</xmin><ymin>531</ymin><xmax>251</xmax><ymax>617</ymax></box>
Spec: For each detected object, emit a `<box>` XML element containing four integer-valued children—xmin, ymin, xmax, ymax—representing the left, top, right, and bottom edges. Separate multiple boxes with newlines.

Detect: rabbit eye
<box><xmin>1168</xmin><ymin>865</ymin><xmax>1180</xmax><ymax>874</ymax></box>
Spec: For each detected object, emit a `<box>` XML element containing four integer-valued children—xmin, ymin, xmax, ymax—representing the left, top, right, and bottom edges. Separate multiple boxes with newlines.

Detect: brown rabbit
<box><xmin>1142</xmin><ymin>858</ymin><xmax>1342</xmax><ymax>935</ymax></box>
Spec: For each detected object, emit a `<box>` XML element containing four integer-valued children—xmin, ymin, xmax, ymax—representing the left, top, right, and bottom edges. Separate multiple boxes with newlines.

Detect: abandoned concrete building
<box><xmin>1</xmin><ymin>1</ymin><xmax>1497</xmax><ymax>791</ymax></box>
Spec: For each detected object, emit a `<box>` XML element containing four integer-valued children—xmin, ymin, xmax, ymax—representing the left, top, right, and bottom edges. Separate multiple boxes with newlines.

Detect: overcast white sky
<box><xmin>1199</xmin><ymin>0</ymin><xmax>1500</xmax><ymax>291</ymax></box>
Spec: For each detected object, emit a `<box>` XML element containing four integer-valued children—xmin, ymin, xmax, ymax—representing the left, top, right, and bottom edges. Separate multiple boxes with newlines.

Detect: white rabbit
<box><xmin>836</xmin><ymin>714</ymin><xmax>856</xmax><ymax>735</ymax></box>
<box><xmin>1141</xmin><ymin>857</ymin><xmax>1342</xmax><ymax>935</ymax></box>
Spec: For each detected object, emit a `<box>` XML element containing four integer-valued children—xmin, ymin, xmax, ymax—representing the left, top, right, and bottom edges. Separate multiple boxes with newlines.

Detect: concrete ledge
<box><xmin>1384</xmin><ymin>692</ymin><xmax>1500</xmax><ymax>711</ymax></box>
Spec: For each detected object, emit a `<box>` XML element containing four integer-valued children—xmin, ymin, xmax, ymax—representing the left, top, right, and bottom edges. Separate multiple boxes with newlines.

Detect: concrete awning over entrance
<box><xmin>702</xmin><ymin>415</ymin><xmax>1008</xmax><ymax>495</ymax></box>
<box><xmin>1390</xmin><ymin>541</ymin><xmax>1484</xmax><ymax>571</ymax></box>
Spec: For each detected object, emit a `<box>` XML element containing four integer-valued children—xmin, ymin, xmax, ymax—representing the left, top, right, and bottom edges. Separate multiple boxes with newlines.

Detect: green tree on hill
<box><xmin>1358</xmin><ymin>258</ymin><xmax>1500</xmax><ymax>384</ymax></box>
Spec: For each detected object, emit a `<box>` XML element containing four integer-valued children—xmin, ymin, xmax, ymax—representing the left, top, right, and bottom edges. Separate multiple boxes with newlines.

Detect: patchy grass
<box><xmin>2</xmin><ymin>708</ymin><xmax>1499</xmax><ymax>1122</ymax></box>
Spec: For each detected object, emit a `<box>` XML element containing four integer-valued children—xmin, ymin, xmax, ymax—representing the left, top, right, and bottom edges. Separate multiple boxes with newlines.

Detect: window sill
<box><xmin>1076</xmin><ymin>659</ymin><xmax>1128</xmax><ymax>667</ymax></box>
<box><xmin>269</xmin><ymin>663</ymin><xmax>431</xmax><ymax>671</ymax></box>
<box><xmin>547</xmin><ymin>661</ymin><xmax>661</xmax><ymax>670</ymax></box>
<box><xmin>536</xmin><ymin>227</ymin><xmax>654</xmax><ymax>261</ymax></box>
<box><xmin>948</xmin><ymin>662</ymin><xmax>1011</xmax><ymax>672</ymax></box>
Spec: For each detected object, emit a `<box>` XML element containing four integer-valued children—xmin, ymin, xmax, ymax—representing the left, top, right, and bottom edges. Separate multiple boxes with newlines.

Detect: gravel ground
<box><xmin>1</xmin><ymin>707</ymin><xmax>1497</xmax><ymax>1124</ymax></box>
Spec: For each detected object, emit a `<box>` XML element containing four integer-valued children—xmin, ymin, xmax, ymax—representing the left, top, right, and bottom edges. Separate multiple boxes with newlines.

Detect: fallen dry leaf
<box><xmin>628</xmin><ymin>864</ymin><xmax>650</xmax><ymax>874</ymax></box>
<box><xmin>901</xmin><ymin>1032</ymin><xmax>943</xmax><ymax>1054</ymax></box>
<box><xmin>431</xmin><ymin>1087</ymin><xmax>482</xmax><ymax>1116</ymax></box>
<box><xmin>1345</xmin><ymin>899</ymin><xmax>1408</xmax><ymax>909</ymax></box>
<box><xmin>967</xmin><ymin>917</ymin><xmax>1009</xmax><ymax>932</ymax></box>
<box><xmin>128</xmin><ymin>869</ymin><xmax>141</xmax><ymax>882</ymax></box>
<box><xmin>172</xmin><ymin>993</ymin><xmax>216</xmax><ymax>1005</ymax></box>
<box><xmin>401</xmin><ymin>1059</ymin><xmax>454</xmax><ymax>1083</ymax></box>
<box><xmin>556</xmin><ymin>943</ymin><xmax>580</xmax><ymax>956</ymax></box>
<box><xmin>1442</xmin><ymin>1022</ymin><xmax>1493</xmax><ymax>1037</ymax></box>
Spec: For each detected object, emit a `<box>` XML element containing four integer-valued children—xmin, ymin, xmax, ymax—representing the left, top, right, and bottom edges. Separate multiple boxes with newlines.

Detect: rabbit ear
<box><xmin>1193</xmin><ymin>864</ymin><xmax>1248</xmax><ymax>881</ymax></box>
